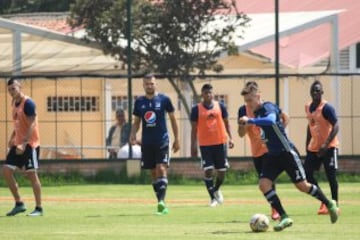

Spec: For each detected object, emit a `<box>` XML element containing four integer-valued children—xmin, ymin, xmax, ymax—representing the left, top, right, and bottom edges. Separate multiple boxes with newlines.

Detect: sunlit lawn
<box><xmin>0</xmin><ymin>183</ymin><xmax>358</xmax><ymax>240</ymax></box>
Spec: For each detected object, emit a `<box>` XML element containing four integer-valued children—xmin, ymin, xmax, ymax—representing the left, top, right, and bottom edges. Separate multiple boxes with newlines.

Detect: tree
<box><xmin>0</xmin><ymin>0</ymin><xmax>76</xmax><ymax>14</ymax></box>
<box><xmin>69</xmin><ymin>0</ymin><xmax>249</xmax><ymax>116</ymax></box>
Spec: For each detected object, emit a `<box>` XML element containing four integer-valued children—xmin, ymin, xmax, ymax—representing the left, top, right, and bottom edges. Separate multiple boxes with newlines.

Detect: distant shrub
<box><xmin>0</xmin><ymin>168</ymin><xmax>357</xmax><ymax>187</ymax></box>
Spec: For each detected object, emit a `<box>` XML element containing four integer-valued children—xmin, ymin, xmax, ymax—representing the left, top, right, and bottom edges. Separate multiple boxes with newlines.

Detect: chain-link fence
<box><xmin>1</xmin><ymin>74</ymin><xmax>359</xmax><ymax>160</ymax></box>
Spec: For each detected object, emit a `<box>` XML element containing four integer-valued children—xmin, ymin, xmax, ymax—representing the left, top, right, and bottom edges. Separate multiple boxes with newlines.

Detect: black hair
<box><xmin>311</xmin><ymin>80</ymin><xmax>323</xmax><ymax>89</ymax></box>
<box><xmin>201</xmin><ymin>83</ymin><xmax>213</xmax><ymax>92</ymax></box>
<box><xmin>7</xmin><ymin>77</ymin><xmax>18</xmax><ymax>86</ymax></box>
<box><xmin>245</xmin><ymin>81</ymin><xmax>258</xmax><ymax>87</ymax></box>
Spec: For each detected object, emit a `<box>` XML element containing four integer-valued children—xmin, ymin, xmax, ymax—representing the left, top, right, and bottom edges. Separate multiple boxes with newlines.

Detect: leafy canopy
<box><xmin>70</xmin><ymin>0</ymin><xmax>250</xmax><ymax>76</ymax></box>
<box><xmin>0</xmin><ymin>0</ymin><xmax>75</xmax><ymax>14</ymax></box>
<box><xmin>70</xmin><ymin>0</ymin><xmax>249</xmax><ymax>116</ymax></box>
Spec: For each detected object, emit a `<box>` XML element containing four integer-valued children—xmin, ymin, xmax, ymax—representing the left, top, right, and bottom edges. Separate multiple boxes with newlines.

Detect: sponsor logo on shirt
<box><xmin>144</xmin><ymin>111</ymin><xmax>156</xmax><ymax>127</ymax></box>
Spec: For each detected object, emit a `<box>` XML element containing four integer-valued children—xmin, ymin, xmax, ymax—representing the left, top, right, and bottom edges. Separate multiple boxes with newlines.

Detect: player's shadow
<box><xmin>208</xmin><ymin>220</ymin><xmax>263</xmax><ymax>235</ymax></box>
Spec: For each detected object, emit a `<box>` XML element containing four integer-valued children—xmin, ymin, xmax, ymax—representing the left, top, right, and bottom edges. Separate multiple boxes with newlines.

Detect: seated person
<box><xmin>106</xmin><ymin>108</ymin><xmax>130</xmax><ymax>159</ymax></box>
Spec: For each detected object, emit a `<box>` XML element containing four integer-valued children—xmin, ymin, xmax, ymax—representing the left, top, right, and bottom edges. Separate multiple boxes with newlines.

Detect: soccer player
<box><xmin>237</xmin><ymin>81</ymin><xmax>289</xmax><ymax>220</ymax></box>
<box><xmin>238</xmin><ymin>83</ymin><xmax>339</xmax><ymax>231</ymax></box>
<box><xmin>304</xmin><ymin>80</ymin><xmax>340</xmax><ymax>215</ymax></box>
<box><xmin>130</xmin><ymin>74</ymin><xmax>180</xmax><ymax>215</ymax></box>
<box><xmin>190</xmin><ymin>83</ymin><xmax>234</xmax><ymax>207</ymax></box>
<box><xmin>4</xmin><ymin>78</ymin><xmax>43</xmax><ymax>216</ymax></box>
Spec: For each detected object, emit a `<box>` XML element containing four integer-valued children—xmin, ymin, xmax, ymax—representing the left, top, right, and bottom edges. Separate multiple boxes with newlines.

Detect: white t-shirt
<box><xmin>110</xmin><ymin>126</ymin><xmax>121</xmax><ymax>150</ymax></box>
<box><xmin>117</xmin><ymin>144</ymin><xmax>142</xmax><ymax>159</ymax></box>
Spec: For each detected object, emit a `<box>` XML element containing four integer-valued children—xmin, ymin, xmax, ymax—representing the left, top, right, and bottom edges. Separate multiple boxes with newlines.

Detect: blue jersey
<box><xmin>133</xmin><ymin>93</ymin><xmax>175</xmax><ymax>145</ymax></box>
<box><xmin>249</xmin><ymin>101</ymin><xmax>295</xmax><ymax>155</ymax></box>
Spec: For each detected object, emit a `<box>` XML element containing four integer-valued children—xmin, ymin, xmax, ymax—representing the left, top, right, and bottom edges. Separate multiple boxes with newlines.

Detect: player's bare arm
<box><xmin>168</xmin><ymin>112</ymin><xmax>180</xmax><ymax>153</ymax></box>
<box><xmin>190</xmin><ymin>121</ymin><xmax>198</xmax><ymax>157</ymax></box>
<box><xmin>280</xmin><ymin>112</ymin><xmax>290</xmax><ymax>128</ymax></box>
<box><xmin>223</xmin><ymin>118</ymin><xmax>234</xmax><ymax>149</ymax></box>
<box><xmin>8</xmin><ymin>130</ymin><xmax>16</xmax><ymax>148</ymax></box>
<box><xmin>318</xmin><ymin>121</ymin><xmax>339</xmax><ymax>157</ymax></box>
<box><xmin>237</xmin><ymin>117</ymin><xmax>248</xmax><ymax>137</ymax></box>
<box><xmin>130</xmin><ymin>116</ymin><xmax>141</xmax><ymax>145</ymax></box>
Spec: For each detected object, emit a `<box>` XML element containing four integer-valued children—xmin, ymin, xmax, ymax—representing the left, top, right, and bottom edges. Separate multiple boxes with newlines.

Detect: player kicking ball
<box><xmin>239</xmin><ymin>83</ymin><xmax>339</xmax><ymax>231</ymax></box>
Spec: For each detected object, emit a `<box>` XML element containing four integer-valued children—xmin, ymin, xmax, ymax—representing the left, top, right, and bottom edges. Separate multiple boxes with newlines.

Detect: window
<box><xmin>112</xmin><ymin>96</ymin><xmax>137</xmax><ymax>111</ymax></box>
<box><xmin>313</xmin><ymin>47</ymin><xmax>350</xmax><ymax>71</ymax></box>
<box><xmin>356</xmin><ymin>42</ymin><xmax>360</xmax><ymax>69</ymax></box>
<box><xmin>47</xmin><ymin>96</ymin><xmax>99</xmax><ymax>112</ymax></box>
<box><xmin>349</xmin><ymin>42</ymin><xmax>360</xmax><ymax>72</ymax></box>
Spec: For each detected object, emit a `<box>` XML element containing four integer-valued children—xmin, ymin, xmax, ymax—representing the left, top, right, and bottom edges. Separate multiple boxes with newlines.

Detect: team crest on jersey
<box><xmin>207</xmin><ymin>113</ymin><xmax>215</xmax><ymax>120</ymax></box>
<box><xmin>155</xmin><ymin>101</ymin><xmax>161</xmax><ymax>109</ymax></box>
<box><xmin>260</xmin><ymin>128</ymin><xmax>268</xmax><ymax>143</ymax></box>
<box><xmin>144</xmin><ymin>111</ymin><xmax>156</xmax><ymax>126</ymax></box>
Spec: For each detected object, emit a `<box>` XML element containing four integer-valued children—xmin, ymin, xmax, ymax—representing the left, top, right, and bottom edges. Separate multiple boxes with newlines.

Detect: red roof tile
<box><xmin>6</xmin><ymin>13</ymin><xmax>78</xmax><ymax>34</ymax></box>
<box><xmin>235</xmin><ymin>0</ymin><xmax>360</xmax><ymax>67</ymax></box>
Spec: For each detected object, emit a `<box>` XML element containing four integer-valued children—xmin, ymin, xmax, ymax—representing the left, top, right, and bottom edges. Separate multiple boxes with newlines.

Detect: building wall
<box><xmin>1</xmin><ymin>56</ymin><xmax>360</xmax><ymax>159</ymax></box>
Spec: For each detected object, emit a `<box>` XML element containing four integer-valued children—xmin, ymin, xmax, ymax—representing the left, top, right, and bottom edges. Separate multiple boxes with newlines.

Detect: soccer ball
<box><xmin>249</xmin><ymin>213</ymin><xmax>270</xmax><ymax>232</ymax></box>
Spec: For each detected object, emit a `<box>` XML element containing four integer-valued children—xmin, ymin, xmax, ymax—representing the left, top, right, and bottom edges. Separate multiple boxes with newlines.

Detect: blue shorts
<box><xmin>199</xmin><ymin>144</ymin><xmax>229</xmax><ymax>171</ymax></box>
<box><xmin>261</xmin><ymin>149</ymin><xmax>306</xmax><ymax>183</ymax></box>
<box><xmin>6</xmin><ymin>145</ymin><xmax>40</xmax><ymax>171</ymax></box>
<box><xmin>141</xmin><ymin>143</ymin><xmax>170</xmax><ymax>169</ymax></box>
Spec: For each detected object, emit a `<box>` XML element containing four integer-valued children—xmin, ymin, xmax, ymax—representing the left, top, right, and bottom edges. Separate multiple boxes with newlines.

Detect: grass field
<box><xmin>0</xmin><ymin>183</ymin><xmax>358</xmax><ymax>240</ymax></box>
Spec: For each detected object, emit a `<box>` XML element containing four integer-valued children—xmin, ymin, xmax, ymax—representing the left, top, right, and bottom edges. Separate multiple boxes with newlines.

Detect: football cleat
<box><xmin>318</xmin><ymin>203</ymin><xmax>329</xmax><ymax>215</ymax></box>
<box><xmin>327</xmin><ymin>200</ymin><xmax>339</xmax><ymax>223</ymax></box>
<box><xmin>156</xmin><ymin>201</ymin><xmax>168</xmax><ymax>215</ymax></box>
<box><xmin>273</xmin><ymin>217</ymin><xmax>293</xmax><ymax>232</ymax></box>
<box><xmin>213</xmin><ymin>190</ymin><xmax>224</xmax><ymax>204</ymax></box>
<box><xmin>27</xmin><ymin>207</ymin><xmax>43</xmax><ymax>217</ymax></box>
<box><xmin>209</xmin><ymin>199</ymin><xmax>218</xmax><ymax>207</ymax></box>
<box><xmin>6</xmin><ymin>203</ymin><xmax>26</xmax><ymax>216</ymax></box>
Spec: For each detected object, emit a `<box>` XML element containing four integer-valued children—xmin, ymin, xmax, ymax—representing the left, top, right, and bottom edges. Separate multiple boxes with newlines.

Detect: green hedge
<box><xmin>0</xmin><ymin>168</ymin><xmax>359</xmax><ymax>186</ymax></box>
